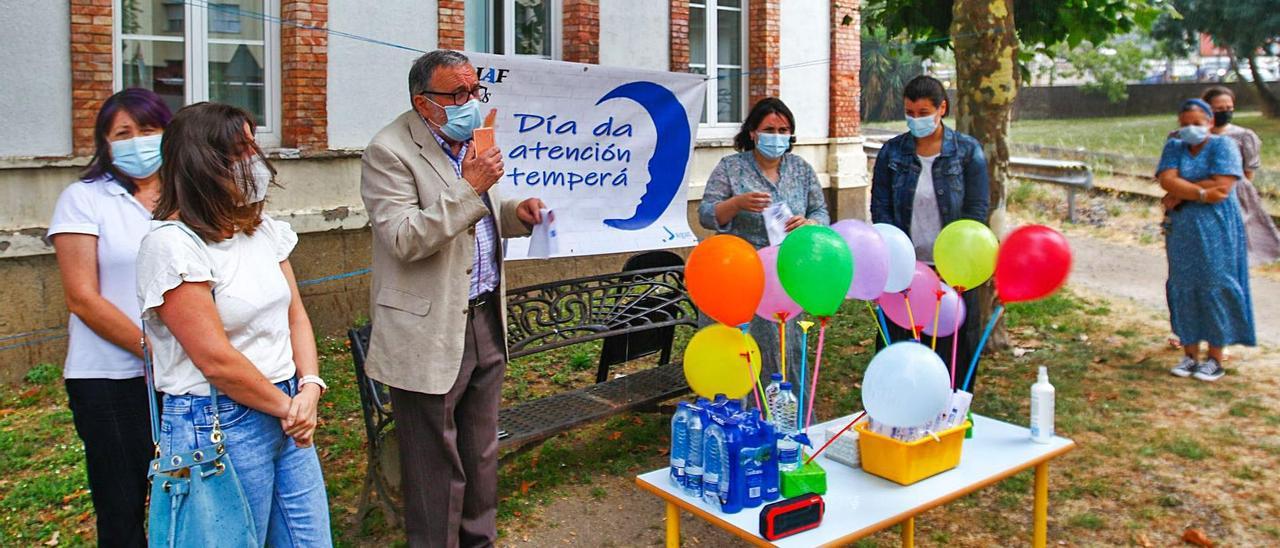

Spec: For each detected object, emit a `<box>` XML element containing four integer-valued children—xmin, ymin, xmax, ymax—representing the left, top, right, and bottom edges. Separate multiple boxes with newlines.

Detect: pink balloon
<box><xmin>877</xmin><ymin>262</ymin><xmax>941</xmax><ymax>334</ymax></box>
<box><xmin>831</xmin><ymin>219</ymin><xmax>889</xmax><ymax>301</ymax></box>
<box><xmin>922</xmin><ymin>283</ymin><xmax>967</xmax><ymax>337</ymax></box>
<box><xmin>755</xmin><ymin>245</ymin><xmax>803</xmax><ymax>323</ymax></box>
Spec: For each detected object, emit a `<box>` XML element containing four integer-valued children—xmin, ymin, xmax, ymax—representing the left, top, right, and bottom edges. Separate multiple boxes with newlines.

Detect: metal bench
<box><xmin>347</xmin><ymin>252</ymin><xmax>697</xmax><ymax>527</ymax></box>
<box><xmin>863</xmin><ymin>140</ymin><xmax>1094</xmax><ymax>222</ymax></box>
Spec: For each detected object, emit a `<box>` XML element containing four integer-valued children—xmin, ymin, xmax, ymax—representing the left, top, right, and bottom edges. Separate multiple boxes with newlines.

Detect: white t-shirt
<box><xmin>135</xmin><ymin>216</ymin><xmax>299</xmax><ymax>396</ymax></box>
<box><xmin>46</xmin><ymin>176</ymin><xmax>151</xmax><ymax>379</ymax></box>
<box><xmin>910</xmin><ymin>154</ymin><xmax>944</xmax><ymax>264</ymax></box>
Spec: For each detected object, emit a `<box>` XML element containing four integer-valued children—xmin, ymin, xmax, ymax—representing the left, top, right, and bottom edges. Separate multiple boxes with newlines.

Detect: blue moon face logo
<box><xmin>595</xmin><ymin>81</ymin><xmax>692</xmax><ymax>231</ymax></box>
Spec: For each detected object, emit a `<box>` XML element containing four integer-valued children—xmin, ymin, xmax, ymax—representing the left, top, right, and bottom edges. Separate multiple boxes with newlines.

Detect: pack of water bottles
<box><xmin>669</xmin><ymin>375</ymin><xmax>807</xmax><ymax>515</ymax></box>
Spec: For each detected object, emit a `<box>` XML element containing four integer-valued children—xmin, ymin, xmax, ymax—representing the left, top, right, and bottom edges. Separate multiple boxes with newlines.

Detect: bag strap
<box><xmin>143</xmin><ymin>222</ymin><xmax>225</xmax><ymax>451</ymax></box>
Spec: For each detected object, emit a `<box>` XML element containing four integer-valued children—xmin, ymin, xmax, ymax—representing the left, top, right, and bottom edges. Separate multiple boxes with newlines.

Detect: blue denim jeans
<box><xmin>159</xmin><ymin>379</ymin><xmax>332</xmax><ymax>547</ymax></box>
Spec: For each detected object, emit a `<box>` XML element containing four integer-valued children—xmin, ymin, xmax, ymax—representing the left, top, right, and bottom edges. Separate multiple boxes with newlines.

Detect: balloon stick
<box><xmin>903</xmin><ymin>293</ymin><xmax>921</xmax><ymax>341</ymax></box>
<box><xmin>804</xmin><ymin>318</ymin><xmax>830</xmax><ymax>433</ymax></box>
<box><xmin>777</xmin><ymin>313</ymin><xmax>788</xmax><ymax>383</ymax></box>
<box><xmin>930</xmin><ymin>291</ymin><xmax>944</xmax><ymax>351</ymax></box>
<box><xmin>797</xmin><ymin>320</ymin><xmax>814</xmax><ymax>433</ymax></box>
<box><xmin>740</xmin><ymin>323</ymin><xmax>771</xmax><ymax>420</ymax></box>
<box><xmin>950</xmin><ymin>292</ymin><xmax>963</xmax><ymax>390</ymax></box>
<box><xmin>804</xmin><ymin>411</ymin><xmax>866</xmax><ymax>466</ymax></box>
<box><xmin>866</xmin><ymin>301</ymin><xmax>889</xmax><ymax>345</ymax></box>
<box><xmin>875</xmin><ymin>305</ymin><xmax>892</xmax><ymax>345</ymax></box>
<box><xmin>962</xmin><ymin>305</ymin><xmax>1005</xmax><ymax>393</ymax></box>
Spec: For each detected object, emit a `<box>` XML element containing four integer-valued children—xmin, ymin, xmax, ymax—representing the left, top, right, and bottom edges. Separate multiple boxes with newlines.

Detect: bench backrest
<box><xmin>506</xmin><ymin>264</ymin><xmax>697</xmax><ymax>359</ymax></box>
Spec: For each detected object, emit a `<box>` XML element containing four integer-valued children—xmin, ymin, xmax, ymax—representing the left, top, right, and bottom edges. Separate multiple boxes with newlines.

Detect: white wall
<box><xmin>327</xmin><ymin>0</ymin><xmax>438</xmax><ymax>149</ymax></box>
<box><xmin>599</xmin><ymin>0</ymin><xmax>669</xmax><ymax>71</ymax></box>
<box><xmin>0</xmin><ymin>0</ymin><xmax>72</xmax><ymax>157</ymax></box>
<box><xmin>779</xmin><ymin>0</ymin><xmax>829</xmax><ymax>139</ymax></box>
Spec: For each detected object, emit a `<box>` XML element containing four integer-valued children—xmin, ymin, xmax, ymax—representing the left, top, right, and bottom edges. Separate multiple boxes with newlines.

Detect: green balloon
<box><xmin>777</xmin><ymin>225</ymin><xmax>855</xmax><ymax>317</ymax></box>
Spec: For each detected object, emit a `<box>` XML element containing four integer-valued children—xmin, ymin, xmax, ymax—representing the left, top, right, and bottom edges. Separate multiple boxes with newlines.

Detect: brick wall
<box><xmin>280</xmin><ymin>0</ymin><xmax>328</xmax><ymax>150</ymax></box>
<box><xmin>669</xmin><ymin>0</ymin><xmax>689</xmax><ymax>72</ymax></box>
<box><xmin>69</xmin><ymin>0</ymin><xmax>113</xmax><ymax>156</ymax></box>
<box><xmin>562</xmin><ymin>0</ymin><xmax>599</xmax><ymax>64</ymax></box>
<box><xmin>438</xmin><ymin>0</ymin><xmax>465</xmax><ymax>50</ymax></box>
<box><xmin>829</xmin><ymin>2</ymin><xmax>860</xmax><ymax>138</ymax></box>
<box><xmin>747</xmin><ymin>0</ymin><xmax>780</xmax><ymax>106</ymax></box>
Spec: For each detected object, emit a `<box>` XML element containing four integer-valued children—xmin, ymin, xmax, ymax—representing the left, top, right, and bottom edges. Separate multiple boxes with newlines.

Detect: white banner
<box><xmin>465</xmin><ymin>53</ymin><xmax>706</xmax><ymax>260</ymax></box>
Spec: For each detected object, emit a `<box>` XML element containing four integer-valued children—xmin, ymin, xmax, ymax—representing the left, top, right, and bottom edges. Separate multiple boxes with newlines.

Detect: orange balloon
<box><xmin>686</xmin><ymin>235</ymin><xmax>765</xmax><ymax>326</ymax></box>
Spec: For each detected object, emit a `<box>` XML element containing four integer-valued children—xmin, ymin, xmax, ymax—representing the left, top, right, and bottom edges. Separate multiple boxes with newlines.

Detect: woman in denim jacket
<box><xmin>871</xmin><ymin>75</ymin><xmax>990</xmax><ymax>389</ymax></box>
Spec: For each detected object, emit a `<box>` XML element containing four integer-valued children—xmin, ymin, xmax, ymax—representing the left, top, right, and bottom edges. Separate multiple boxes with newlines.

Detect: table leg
<box><xmin>665</xmin><ymin>501</ymin><xmax>680</xmax><ymax>548</ymax></box>
<box><xmin>1033</xmin><ymin>462</ymin><xmax>1049</xmax><ymax>548</ymax></box>
<box><xmin>901</xmin><ymin>516</ymin><xmax>915</xmax><ymax>548</ymax></box>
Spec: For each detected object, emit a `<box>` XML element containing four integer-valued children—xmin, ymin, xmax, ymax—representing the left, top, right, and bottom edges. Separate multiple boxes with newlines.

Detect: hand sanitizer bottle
<box><xmin>1030</xmin><ymin>366</ymin><xmax>1055</xmax><ymax>444</ymax></box>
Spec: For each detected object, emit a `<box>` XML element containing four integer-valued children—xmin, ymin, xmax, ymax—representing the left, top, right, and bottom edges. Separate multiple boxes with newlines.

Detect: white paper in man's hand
<box><xmin>763</xmin><ymin>202</ymin><xmax>793</xmax><ymax>247</ymax></box>
<box><xmin>526</xmin><ymin>208</ymin><xmax>560</xmax><ymax>258</ymax></box>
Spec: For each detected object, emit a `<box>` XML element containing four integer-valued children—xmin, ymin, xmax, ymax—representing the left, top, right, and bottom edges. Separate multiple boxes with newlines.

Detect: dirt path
<box><xmin>1068</xmin><ymin>234</ymin><xmax>1280</xmax><ymax>346</ymax></box>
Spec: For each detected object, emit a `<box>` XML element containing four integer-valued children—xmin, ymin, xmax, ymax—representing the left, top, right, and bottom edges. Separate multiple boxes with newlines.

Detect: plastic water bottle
<box><xmin>702</xmin><ymin>420</ymin><xmax>725</xmax><ymax>510</ymax></box>
<box><xmin>684</xmin><ymin>402</ymin><xmax>705</xmax><ymax>498</ymax></box>
<box><xmin>774</xmin><ymin>382</ymin><xmax>801</xmax><ymax>472</ymax></box>
<box><xmin>669</xmin><ymin>402</ymin><xmax>690</xmax><ymax>489</ymax></box>
<box><xmin>764</xmin><ymin>373</ymin><xmax>782</xmax><ymax>415</ymax></box>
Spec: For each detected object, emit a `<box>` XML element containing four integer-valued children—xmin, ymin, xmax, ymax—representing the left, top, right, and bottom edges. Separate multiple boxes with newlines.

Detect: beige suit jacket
<box><xmin>360</xmin><ymin>110</ymin><xmax>530</xmax><ymax>395</ymax></box>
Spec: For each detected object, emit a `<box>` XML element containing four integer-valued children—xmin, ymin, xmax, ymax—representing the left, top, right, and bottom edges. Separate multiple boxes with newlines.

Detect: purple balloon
<box><xmin>876</xmin><ymin>262</ymin><xmax>941</xmax><ymax>334</ymax></box>
<box><xmin>923</xmin><ymin>283</ymin><xmax>967</xmax><ymax>337</ymax></box>
<box><xmin>831</xmin><ymin>219</ymin><xmax>889</xmax><ymax>301</ymax></box>
<box><xmin>755</xmin><ymin>245</ymin><xmax>803</xmax><ymax>323</ymax></box>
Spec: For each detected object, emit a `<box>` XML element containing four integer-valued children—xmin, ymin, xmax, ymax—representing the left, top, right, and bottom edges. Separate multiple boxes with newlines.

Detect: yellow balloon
<box><xmin>933</xmin><ymin>219</ymin><xmax>999</xmax><ymax>291</ymax></box>
<box><xmin>683</xmin><ymin>324</ymin><xmax>763</xmax><ymax>399</ymax></box>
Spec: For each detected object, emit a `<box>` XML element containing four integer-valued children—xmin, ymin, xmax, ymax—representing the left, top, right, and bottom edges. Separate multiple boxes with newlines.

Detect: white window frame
<box><xmin>689</xmin><ymin>0</ymin><xmax>748</xmax><ymax>137</ymax></box>
<box><xmin>466</xmin><ymin>0</ymin><xmax>562</xmax><ymax>60</ymax></box>
<box><xmin>113</xmin><ymin>0</ymin><xmax>282</xmax><ymax>147</ymax></box>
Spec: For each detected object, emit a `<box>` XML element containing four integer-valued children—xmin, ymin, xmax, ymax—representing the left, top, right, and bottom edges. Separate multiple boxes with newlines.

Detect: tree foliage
<box><xmin>1152</xmin><ymin>0</ymin><xmax>1280</xmax><ymax>116</ymax></box>
<box><xmin>1057</xmin><ymin>39</ymin><xmax>1149</xmax><ymax>102</ymax></box>
<box><xmin>864</xmin><ymin>0</ymin><xmax>1166</xmax><ymax>58</ymax></box>
<box><xmin>860</xmin><ymin>26</ymin><xmax>924</xmax><ymax>121</ymax></box>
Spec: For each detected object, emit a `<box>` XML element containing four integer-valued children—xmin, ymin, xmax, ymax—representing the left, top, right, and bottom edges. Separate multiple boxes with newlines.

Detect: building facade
<box><xmin>0</xmin><ymin>0</ymin><xmax>865</xmax><ymax>378</ymax></box>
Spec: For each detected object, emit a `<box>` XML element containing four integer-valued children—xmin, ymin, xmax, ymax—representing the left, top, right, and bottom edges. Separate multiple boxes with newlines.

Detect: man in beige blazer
<box><xmin>360</xmin><ymin>49</ymin><xmax>543</xmax><ymax>547</ymax></box>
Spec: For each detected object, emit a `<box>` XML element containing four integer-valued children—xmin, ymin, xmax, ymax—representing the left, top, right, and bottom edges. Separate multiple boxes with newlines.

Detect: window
<box><xmin>689</xmin><ymin>0</ymin><xmax>746</xmax><ymax>126</ymax></box>
<box><xmin>465</xmin><ymin>0</ymin><xmax>561</xmax><ymax>59</ymax></box>
<box><xmin>117</xmin><ymin>0</ymin><xmax>280</xmax><ymax>144</ymax></box>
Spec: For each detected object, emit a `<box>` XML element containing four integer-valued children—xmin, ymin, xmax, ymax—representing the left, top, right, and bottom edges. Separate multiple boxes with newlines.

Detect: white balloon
<box><xmin>861</xmin><ymin>342</ymin><xmax>952</xmax><ymax>427</ymax></box>
<box><xmin>874</xmin><ymin>223</ymin><xmax>915</xmax><ymax>293</ymax></box>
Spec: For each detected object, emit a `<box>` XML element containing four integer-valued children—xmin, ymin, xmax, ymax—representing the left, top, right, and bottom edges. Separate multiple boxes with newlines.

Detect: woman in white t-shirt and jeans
<box><xmin>135</xmin><ymin>102</ymin><xmax>331</xmax><ymax>545</ymax></box>
<box><xmin>48</xmin><ymin>88</ymin><xmax>171</xmax><ymax>547</ymax></box>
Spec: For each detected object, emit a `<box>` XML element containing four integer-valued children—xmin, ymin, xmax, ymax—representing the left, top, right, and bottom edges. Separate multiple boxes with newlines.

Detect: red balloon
<box><xmin>686</xmin><ymin>235</ymin><xmax>765</xmax><ymax>326</ymax></box>
<box><xmin>995</xmin><ymin>225</ymin><xmax>1072</xmax><ymax>303</ymax></box>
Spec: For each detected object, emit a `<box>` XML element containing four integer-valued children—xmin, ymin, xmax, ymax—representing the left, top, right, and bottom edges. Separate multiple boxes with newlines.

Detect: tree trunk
<box><xmin>1246</xmin><ymin>55</ymin><xmax>1280</xmax><ymax>118</ymax></box>
<box><xmin>950</xmin><ymin>0</ymin><xmax>1018</xmax><ymax>352</ymax></box>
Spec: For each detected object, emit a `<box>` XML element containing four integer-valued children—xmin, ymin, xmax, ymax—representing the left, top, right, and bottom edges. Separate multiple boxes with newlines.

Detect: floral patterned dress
<box><xmin>1156</xmin><ymin>136</ymin><xmax>1256</xmax><ymax>347</ymax></box>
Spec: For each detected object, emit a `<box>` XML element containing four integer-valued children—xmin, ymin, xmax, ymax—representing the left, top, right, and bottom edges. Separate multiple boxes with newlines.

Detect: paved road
<box><xmin>1067</xmin><ymin>235</ymin><xmax>1278</xmax><ymax>346</ymax></box>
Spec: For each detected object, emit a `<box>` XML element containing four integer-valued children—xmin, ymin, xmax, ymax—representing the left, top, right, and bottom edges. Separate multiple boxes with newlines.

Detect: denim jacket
<box><xmin>870</xmin><ymin>125</ymin><xmax>990</xmax><ymax>231</ymax></box>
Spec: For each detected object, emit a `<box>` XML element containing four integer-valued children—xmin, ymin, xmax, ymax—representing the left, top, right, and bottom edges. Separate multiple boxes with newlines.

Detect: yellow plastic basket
<box><xmin>855</xmin><ymin>420</ymin><xmax>971</xmax><ymax>485</ymax></box>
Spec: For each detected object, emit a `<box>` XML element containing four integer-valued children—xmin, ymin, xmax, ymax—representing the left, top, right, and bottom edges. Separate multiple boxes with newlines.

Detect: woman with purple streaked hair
<box><xmin>46</xmin><ymin>88</ymin><xmax>172</xmax><ymax>547</ymax></box>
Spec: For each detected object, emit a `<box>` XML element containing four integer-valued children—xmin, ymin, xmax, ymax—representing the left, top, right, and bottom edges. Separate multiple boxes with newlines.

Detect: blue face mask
<box><xmin>428</xmin><ymin>98</ymin><xmax>482</xmax><ymax>142</ymax></box>
<box><xmin>109</xmin><ymin>133</ymin><xmax>163</xmax><ymax>179</ymax></box>
<box><xmin>755</xmin><ymin>133</ymin><xmax>790</xmax><ymax>159</ymax></box>
<box><xmin>1177</xmin><ymin>124</ymin><xmax>1209</xmax><ymax>145</ymax></box>
<box><xmin>906</xmin><ymin>115</ymin><xmax>939</xmax><ymax>139</ymax></box>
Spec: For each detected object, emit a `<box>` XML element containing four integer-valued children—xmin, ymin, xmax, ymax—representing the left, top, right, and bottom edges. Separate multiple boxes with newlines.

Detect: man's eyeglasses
<box><xmin>422</xmin><ymin>85</ymin><xmax>490</xmax><ymax>105</ymax></box>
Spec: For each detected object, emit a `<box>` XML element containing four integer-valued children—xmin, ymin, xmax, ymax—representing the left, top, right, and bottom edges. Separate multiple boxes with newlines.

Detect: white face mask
<box><xmin>236</xmin><ymin>156</ymin><xmax>273</xmax><ymax>204</ymax></box>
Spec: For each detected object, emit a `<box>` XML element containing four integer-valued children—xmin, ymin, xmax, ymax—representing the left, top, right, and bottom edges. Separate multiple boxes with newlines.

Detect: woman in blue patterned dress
<box><xmin>1157</xmin><ymin>98</ymin><xmax>1256</xmax><ymax>382</ymax></box>
<box><xmin>698</xmin><ymin>97</ymin><xmax>830</xmax><ymax>383</ymax></box>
